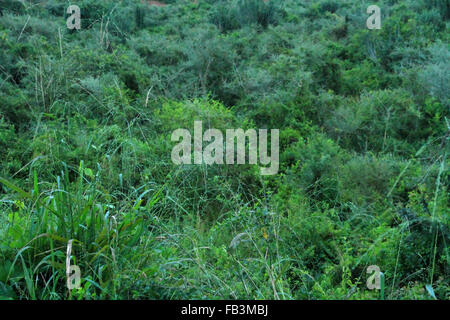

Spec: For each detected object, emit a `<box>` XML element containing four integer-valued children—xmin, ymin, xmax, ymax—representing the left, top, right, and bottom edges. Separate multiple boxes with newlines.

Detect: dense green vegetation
<box><xmin>0</xmin><ymin>0</ymin><xmax>448</xmax><ymax>300</ymax></box>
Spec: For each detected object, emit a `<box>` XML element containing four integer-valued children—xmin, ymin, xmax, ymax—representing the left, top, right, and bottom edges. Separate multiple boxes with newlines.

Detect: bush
<box><xmin>325</xmin><ymin>90</ymin><xmax>429</xmax><ymax>154</ymax></box>
<box><xmin>210</xmin><ymin>0</ymin><xmax>279</xmax><ymax>32</ymax></box>
<box><xmin>418</xmin><ymin>43</ymin><xmax>450</xmax><ymax>108</ymax></box>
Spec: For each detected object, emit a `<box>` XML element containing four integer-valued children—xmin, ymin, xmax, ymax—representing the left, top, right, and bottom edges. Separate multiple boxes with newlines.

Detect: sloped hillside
<box><xmin>0</xmin><ymin>0</ymin><xmax>448</xmax><ymax>300</ymax></box>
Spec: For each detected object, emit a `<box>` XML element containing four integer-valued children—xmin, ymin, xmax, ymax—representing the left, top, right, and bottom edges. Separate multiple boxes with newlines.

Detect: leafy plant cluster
<box><xmin>0</xmin><ymin>0</ymin><xmax>448</xmax><ymax>300</ymax></box>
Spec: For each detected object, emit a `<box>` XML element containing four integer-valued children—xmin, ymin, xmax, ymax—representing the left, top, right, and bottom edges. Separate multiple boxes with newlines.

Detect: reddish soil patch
<box><xmin>141</xmin><ymin>1</ymin><xmax>167</xmax><ymax>7</ymax></box>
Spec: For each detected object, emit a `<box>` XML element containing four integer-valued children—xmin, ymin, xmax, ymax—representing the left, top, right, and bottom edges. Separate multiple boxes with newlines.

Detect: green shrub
<box><xmin>418</xmin><ymin>43</ymin><xmax>450</xmax><ymax>108</ymax></box>
<box><xmin>210</xmin><ymin>0</ymin><xmax>279</xmax><ymax>32</ymax></box>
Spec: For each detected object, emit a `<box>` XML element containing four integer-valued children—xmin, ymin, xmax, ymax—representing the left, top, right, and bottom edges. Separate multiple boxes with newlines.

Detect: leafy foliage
<box><xmin>0</xmin><ymin>0</ymin><xmax>448</xmax><ymax>300</ymax></box>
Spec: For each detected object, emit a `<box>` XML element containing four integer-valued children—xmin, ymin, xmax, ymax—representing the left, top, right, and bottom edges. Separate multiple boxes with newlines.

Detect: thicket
<box><xmin>0</xmin><ymin>0</ymin><xmax>448</xmax><ymax>300</ymax></box>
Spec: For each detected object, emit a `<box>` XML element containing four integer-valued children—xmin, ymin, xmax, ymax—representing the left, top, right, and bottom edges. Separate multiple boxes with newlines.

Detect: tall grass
<box><xmin>0</xmin><ymin>162</ymin><xmax>157</xmax><ymax>299</ymax></box>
